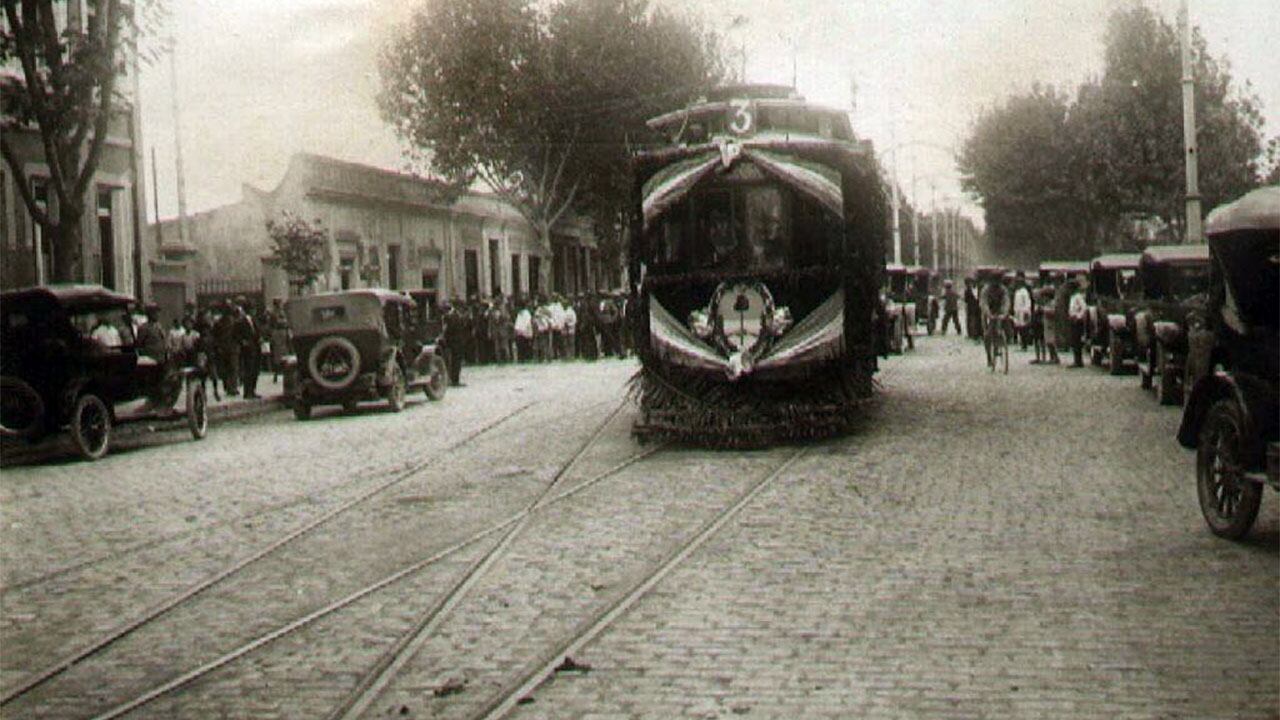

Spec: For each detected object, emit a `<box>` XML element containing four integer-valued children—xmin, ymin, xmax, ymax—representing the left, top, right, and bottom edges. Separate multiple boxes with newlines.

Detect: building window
<box><xmin>511</xmin><ymin>253</ymin><xmax>521</xmax><ymax>298</ymax></box>
<box><xmin>387</xmin><ymin>244</ymin><xmax>401</xmax><ymax>290</ymax></box>
<box><xmin>488</xmin><ymin>238</ymin><xmax>501</xmax><ymax>298</ymax></box>
<box><xmin>339</xmin><ymin>257</ymin><xmax>354</xmax><ymax>290</ymax></box>
<box><xmin>464</xmin><ymin>249</ymin><xmax>479</xmax><ymax>299</ymax></box>
<box><xmin>96</xmin><ymin>187</ymin><xmax>116</xmax><ymax>289</ymax></box>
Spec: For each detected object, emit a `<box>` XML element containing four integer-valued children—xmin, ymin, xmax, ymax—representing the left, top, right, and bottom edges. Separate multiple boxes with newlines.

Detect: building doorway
<box><xmin>510</xmin><ymin>253</ymin><xmax>521</xmax><ymax>298</ymax></box>
<box><xmin>528</xmin><ymin>256</ymin><xmax>541</xmax><ymax>297</ymax></box>
<box><xmin>96</xmin><ymin>188</ymin><xmax>115</xmax><ymax>289</ymax></box>
<box><xmin>464</xmin><ymin>249</ymin><xmax>479</xmax><ymax>299</ymax></box>
<box><xmin>387</xmin><ymin>244</ymin><xmax>401</xmax><ymax>289</ymax></box>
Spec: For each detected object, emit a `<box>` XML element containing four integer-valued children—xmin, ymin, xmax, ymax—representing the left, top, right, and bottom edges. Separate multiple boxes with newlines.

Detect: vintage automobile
<box><xmin>1176</xmin><ymin>186</ymin><xmax>1278</xmax><ymax>539</ymax></box>
<box><xmin>1085</xmin><ymin>253</ymin><xmax>1142</xmax><ymax>374</ymax></box>
<box><xmin>286</xmin><ymin>289</ymin><xmax>448</xmax><ymax>420</ymax></box>
<box><xmin>908</xmin><ymin>266</ymin><xmax>939</xmax><ymax>335</ymax></box>
<box><xmin>1038</xmin><ymin>260</ymin><xmax>1089</xmax><ymax>284</ymax></box>
<box><xmin>0</xmin><ymin>284</ymin><xmax>209</xmax><ymax>460</ymax></box>
<box><xmin>1133</xmin><ymin>244</ymin><xmax>1211</xmax><ymax>405</ymax></box>
<box><xmin>882</xmin><ymin>263</ymin><xmax>915</xmax><ymax>353</ymax></box>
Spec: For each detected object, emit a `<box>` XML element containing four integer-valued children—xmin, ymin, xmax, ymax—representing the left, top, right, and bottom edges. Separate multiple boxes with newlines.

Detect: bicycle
<box><xmin>984</xmin><ymin>313</ymin><xmax>1010</xmax><ymax>374</ymax></box>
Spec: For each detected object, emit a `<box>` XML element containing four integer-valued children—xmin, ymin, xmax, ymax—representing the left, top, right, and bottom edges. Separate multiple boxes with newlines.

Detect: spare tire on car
<box><xmin>308</xmin><ymin>336</ymin><xmax>361</xmax><ymax>390</ymax></box>
<box><xmin>0</xmin><ymin>375</ymin><xmax>45</xmax><ymax>439</ymax></box>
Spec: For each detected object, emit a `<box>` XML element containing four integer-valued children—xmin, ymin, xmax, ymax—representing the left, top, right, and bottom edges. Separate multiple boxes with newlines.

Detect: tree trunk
<box><xmin>51</xmin><ymin>216</ymin><xmax>84</xmax><ymax>283</ymax></box>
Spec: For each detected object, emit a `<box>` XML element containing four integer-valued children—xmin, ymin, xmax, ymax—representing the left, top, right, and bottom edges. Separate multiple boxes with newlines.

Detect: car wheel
<box><xmin>308</xmin><ymin>336</ymin><xmax>361</xmax><ymax>391</ymax></box>
<box><xmin>1196</xmin><ymin>398</ymin><xmax>1263</xmax><ymax>540</ymax></box>
<box><xmin>387</xmin><ymin>364</ymin><xmax>406</xmax><ymax>412</ymax></box>
<box><xmin>71</xmin><ymin>393</ymin><xmax>111</xmax><ymax>461</ymax></box>
<box><xmin>1155</xmin><ymin>345</ymin><xmax>1180</xmax><ymax>406</ymax></box>
<box><xmin>293</xmin><ymin>401</ymin><xmax>312</xmax><ymax>421</ymax></box>
<box><xmin>423</xmin><ymin>355</ymin><xmax>448</xmax><ymax>401</ymax></box>
<box><xmin>1108</xmin><ymin>334</ymin><xmax>1124</xmax><ymax>376</ymax></box>
<box><xmin>0</xmin><ymin>376</ymin><xmax>45</xmax><ymax>439</ymax></box>
<box><xmin>186</xmin><ymin>380</ymin><xmax>209</xmax><ymax>439</ymax></box>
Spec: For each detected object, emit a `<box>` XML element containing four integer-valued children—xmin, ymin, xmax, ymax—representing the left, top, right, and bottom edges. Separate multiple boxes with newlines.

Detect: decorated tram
<box><xmin>627</xmin><ymin>85</ymin><xmax>888</xmax><ymax>446</ymax></box>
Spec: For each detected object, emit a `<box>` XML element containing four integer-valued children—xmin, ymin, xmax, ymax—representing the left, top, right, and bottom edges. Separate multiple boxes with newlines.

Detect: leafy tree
<box><xmin>377</xmin><ymin>0</ymin><xmax>726</xmax><ymax>258</ymax></box>
<box><xmin>1</xmin><ymin>0</ymin><xmax>164</xmax><ymax>282</ymax></box>
<box><xmin>266</xmin><ymin>213</ymin><xmax>328</xmax><ymax>294</ymax></box>
<box><xmin>960</xmin><ymin>5</ymin><xmax>1267</xmax><ymax>262</ymax></box>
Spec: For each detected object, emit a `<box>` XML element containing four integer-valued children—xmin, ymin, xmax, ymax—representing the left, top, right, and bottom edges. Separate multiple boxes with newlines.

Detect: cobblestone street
<box><xmin>1</xmin><ymin>331</ymin><xmax>1276</xmax><ymax>719</ymax></box>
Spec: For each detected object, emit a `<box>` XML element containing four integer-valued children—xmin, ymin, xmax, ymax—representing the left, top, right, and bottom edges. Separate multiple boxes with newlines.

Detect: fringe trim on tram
<box><xmin>627</xmin><ymin>364</ymin><xmax>877</xmax><ymax>449</ymax></box>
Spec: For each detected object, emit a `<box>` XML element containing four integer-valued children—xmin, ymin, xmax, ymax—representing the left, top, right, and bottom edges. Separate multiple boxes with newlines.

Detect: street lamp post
<box><xmin>1178</xmin><ymin>0</ymin><xmax>1203</xmax><ymax>244</ymax></box>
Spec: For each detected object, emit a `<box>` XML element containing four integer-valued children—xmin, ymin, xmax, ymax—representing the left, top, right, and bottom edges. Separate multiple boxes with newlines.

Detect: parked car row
<box><xmin>1055</xmin><ymin>187</ymin><xmax>1278</xmax><ymax>540</ymax></box>
<box><xmin>0</xmin><ymin>287</ymin><xmax>450</xmax><ymax>461</ymax></box>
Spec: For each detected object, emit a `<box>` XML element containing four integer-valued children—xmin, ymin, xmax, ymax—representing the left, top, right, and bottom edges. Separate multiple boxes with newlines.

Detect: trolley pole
<box><xmin>1178</xmin><ymin>0</ymin><xmax>1203</xmax><ymax>244</ymax></box>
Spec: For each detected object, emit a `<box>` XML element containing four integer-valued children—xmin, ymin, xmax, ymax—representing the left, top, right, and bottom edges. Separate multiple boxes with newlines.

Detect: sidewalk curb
<box><xmin>207</xmin><ymin>395</ymin><xmax>287</xmax><ymax>424</ymax></box>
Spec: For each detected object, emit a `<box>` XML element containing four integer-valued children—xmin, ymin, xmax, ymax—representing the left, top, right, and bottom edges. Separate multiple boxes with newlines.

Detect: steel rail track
<box><xmin>0</xmin><ymin>400</ymin><xmax>541</xmax><ymax>708</ymax></box>
<box><xmin>327</xmin><ymin>399</ymin><xmax>635</xmax><ymax>720</ymax></box>
<box><xmin>84</xmin><ymin>405</ymin><xmax>662</xmax><ymax>720</ymax></box>
<box><xmin>1</xmin><ymin>397</ymin><xmax>615</xmax><ymax>596</ymax></box>
<box><xmin>476</xmin><ymin>446</ymin><xmax>809</xmax><ymax>719</ymax></box>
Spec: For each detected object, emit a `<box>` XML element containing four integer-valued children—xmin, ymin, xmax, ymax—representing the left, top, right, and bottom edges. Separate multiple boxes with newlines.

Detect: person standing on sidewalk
<box><xmin>963</xmin><ymin>278</ymin><xmax>981</xmax><ymax>341</ymax></box>
<box><xmin>236</xmin><ymin>300</ymin><xmax>262</xmax><ymax>399</ymax></box>
<box><xmin>214</xmin><ymin>304</ymin><xmax>241</xmax><ymax>397</ymax></box>
<box><xmin>513</xmin><ymin>300</ymin><xmax>534</xmax><ymax>362</ymax></box>
<box><xmin>441</xmin><ymin>301</ymin><xmax>468</xmax><ymax>386</ymax></box>
<box><xmin>939</xmin><ymin>280</ymin><xmax>961</xmax><ymax>335</ymax></box>
<box><xmin>1067</xmin><ymin>277</ymin><xmax>1089</xmax><ymax>368</ymax></box>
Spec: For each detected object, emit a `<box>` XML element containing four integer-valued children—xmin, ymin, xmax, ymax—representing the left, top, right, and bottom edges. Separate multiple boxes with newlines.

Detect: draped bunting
<box><xmin>648</xmin><ymin>290</ymin><xmax>845</xmax><ymax>380</ymax></box>
<box><xmin>640</xmin><ymin>144</ymin><xmax>844</xmax><ymax>231</ymax></box>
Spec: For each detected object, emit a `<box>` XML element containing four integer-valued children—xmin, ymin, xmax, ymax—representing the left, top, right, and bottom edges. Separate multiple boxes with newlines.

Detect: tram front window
<box><xmin>657</xmin><ymin>185</ymin><xmax>810</xmax><ymax>273</ymax></box>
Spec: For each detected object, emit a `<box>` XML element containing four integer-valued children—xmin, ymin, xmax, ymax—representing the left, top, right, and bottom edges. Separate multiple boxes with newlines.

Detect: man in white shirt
<box><xmin>562</xmin><ymin>298</ymin><xmax>577</xmax><ymax>360</ymax></box>
<box><xmin>1012</xmin><ymin>276</ymin><xmax>1033</xmax><ymax>350</ymax></box>
<box><xmin>1067</xmin><ymin>277</ymin><xmax>1089</xmax><ymax>368</ymax></box>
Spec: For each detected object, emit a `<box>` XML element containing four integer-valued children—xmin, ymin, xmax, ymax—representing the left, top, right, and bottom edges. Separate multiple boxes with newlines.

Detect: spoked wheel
<box><xmin>387</xmin><ymin>364</ymin><xmax>407</xmax><ymax>412</ymax></box>
<box><xmin>1196</xmin><ymin>399</ymin><xmax>1262</xmax><ymax>540</ymax></box>
<box><xmin>423</xmin><ymin>355</ymin><xmax>448</xmax><ymax>401</ymax></box>
<box><xmin>186</xmin><ymin>380</ymin><xmax>209</xmax><ymax>439</ymax></box>
<box><xmin>71</xmin><ymin>393</ymin><xmax>112</xmax><ymax>461</ymax></box>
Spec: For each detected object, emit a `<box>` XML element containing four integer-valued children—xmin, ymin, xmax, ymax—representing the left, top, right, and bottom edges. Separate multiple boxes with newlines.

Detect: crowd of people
<box><xmin>150</xmin><ymin>298</ymin><xmax>289</xmax><ymax>402</ymax></box>
<box><xmin>952</xmin><ymin>271</ymin><xmax>1093</xmax><ymax>368</ymax></box>
<box><xmin>435</xmin><ymin>292</ymin><xmax>632</xmax><ymax>386</ymax></box>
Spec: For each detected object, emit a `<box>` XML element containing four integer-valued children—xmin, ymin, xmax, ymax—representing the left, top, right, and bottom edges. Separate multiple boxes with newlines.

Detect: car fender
<box><xmin>1177</xmin><ymin>372</ymin><xmax>1276</xmax><ymax>466</ymax></box>
<box><xmin>1152</xmin><ymin>321</ymin><xmax>1182</xmax><ymax>347</ymax></box>
<box><xmin>1106</xmin><ymin>313</ymin><xmax>1128</xmax><ymax>332</ymax></box>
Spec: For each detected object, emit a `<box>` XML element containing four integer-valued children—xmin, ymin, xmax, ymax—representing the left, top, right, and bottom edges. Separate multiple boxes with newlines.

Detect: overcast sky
<box><xmin>138</xmin><ymin>0</ymin><xmax>1280</xmax><ymax>227</ymax></box>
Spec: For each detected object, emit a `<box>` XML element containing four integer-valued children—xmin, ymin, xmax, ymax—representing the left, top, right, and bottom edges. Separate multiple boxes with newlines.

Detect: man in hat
<box><xmin>214</xmin><ymin>302</ymin><xmax>241</xmax><ymax>396</ymax></box>
<box><xmin>234</xmin><ymin>299</ymin><xmax>262</xmax><ymax>399</ymax></box>
<box><xmin>440</xmin><ymin>300</ymin><xmax>467</xmax><ymax>385</ymax></box>
<box><xmin>939</xmin><ymin>279</ymin><xmax>961</xmax><ymax>335</ymax></box>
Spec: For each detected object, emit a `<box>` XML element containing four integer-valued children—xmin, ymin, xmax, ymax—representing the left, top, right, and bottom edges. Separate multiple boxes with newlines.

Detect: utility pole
<box><xmin>169</xmin><ymin>49</ymin><xmax>190</xmax><ymax>248</ymax></box>
<box><xmin>151</xmin><ymin>148</ymin><xmax>162</xmax><ymax>245</ymax></box>
<box><xmin>1178</xmin><ymin>0</ymin><xmax>1203</xmax><ymax>244</ymax></box>
<box><xmin>930</xmin><ymin>183</ymin><xmax>938</xmax><ymax>272</ymax></box>
<box><xmin>910</xmin><ymin>148</ymin><xmax>919</xmax><ymax>266</ymax></box>
<box><xmin>889</xmin><ymin>141</ymin><xmax>902</xmax><ymax>264</ymax></box>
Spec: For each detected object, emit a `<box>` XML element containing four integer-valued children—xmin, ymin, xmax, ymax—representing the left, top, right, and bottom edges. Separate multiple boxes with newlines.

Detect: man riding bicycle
<box><xmin>980</xmin><ymin>279</ymin><xmax>1012</xmax><ymax>367</ymax></box>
